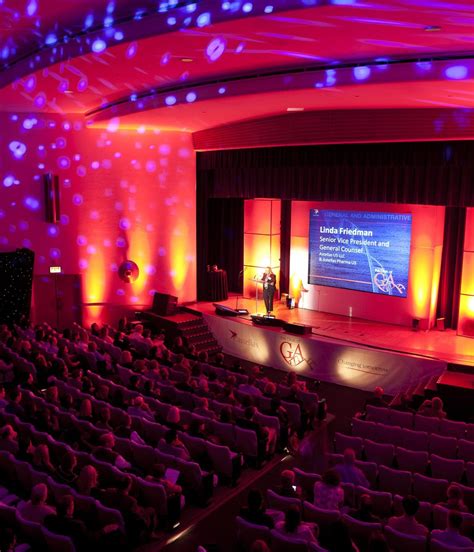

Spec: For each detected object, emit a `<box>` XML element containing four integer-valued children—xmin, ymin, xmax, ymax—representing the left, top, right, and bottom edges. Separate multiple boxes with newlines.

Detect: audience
<box><xmin>431</xmin><ymin>510</ymin><xmax>473</xmax><ymax>548</ymax></box>
<box><xmin>387</xmin><ymin>495</ymin><xmax>428</xmax><ymax>536</ymax></box>
<box><xmin>274</xmin><ymin>506</ymin><xmax>318</xmax><ymax>543</ymax></box>
<box><xmin>334</xmin><ymin>448</ymin><xmax>369</xmax><ymax>487</ymax></box>
<box><xmin>18</xmin><ymin>483</ymin><xmax>56</xmax><ymax>523</ymax></box>
<box><xmin>239</xmin><ymin>489</ymin><xmax>274</xmax><ymax>529</ymax></box>
<box><xmin>273</xmin><ymin>469</ymin><xmax>300</xmax><ymax>498</ymax></box>
<box><xmin>348</xmin><ymin>494</ymin><xmax>380</xmax><ymax>523</ymax></box>
<box><xmin>438</xmin><ymin>484</ymin><xmax>469</xmax><ymax>512</ymax></box>
<box><xmin>313</xmin><ymin>469</ymin><xmax>344</xmax><ymax>510</ymax></box>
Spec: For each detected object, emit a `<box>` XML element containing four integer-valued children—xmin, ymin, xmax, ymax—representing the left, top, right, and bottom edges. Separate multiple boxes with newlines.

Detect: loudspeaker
<box><xmin>152</xmin><ymin>292</ymin><xmax>178</xmax><ymax>316</ymax></box>
<box><xmin>215</xmin><ymin>304</ymin><xmax>249</xmax><ymax>316</ymax></box>
<box><xmin>282</xmin><ymin>322</ymin><xmax>312</xmax><ymax>335</ymax></box>
<box><xmin>250</xmin><ymin>314</ymin><xmax>284</xmax><ymax>327</ymax></box>
<box><xmin>43</xmin><ymin>173</ymin><xmax>60</xmax><ymax>223</ymax></box>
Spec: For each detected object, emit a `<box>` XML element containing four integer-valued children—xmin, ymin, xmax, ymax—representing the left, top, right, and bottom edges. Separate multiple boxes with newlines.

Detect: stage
<box><xmin>187</xmin><ymin>296</ymin><xmax>474</xmax><ymax>395</ymax></box>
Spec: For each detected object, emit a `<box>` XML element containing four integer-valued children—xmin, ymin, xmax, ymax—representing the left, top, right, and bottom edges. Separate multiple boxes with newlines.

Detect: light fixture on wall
<box><xmin>118</xmin><ymin>260</ymin><xmax>139</xmax><ymax>283</ymax></box>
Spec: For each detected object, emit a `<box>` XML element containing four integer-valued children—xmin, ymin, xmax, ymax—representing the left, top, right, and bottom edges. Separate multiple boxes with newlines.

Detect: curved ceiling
<box><xmin>0</xmin><ymin>0</ymin><xmax>473</xmax><ymax>133</ymax></box>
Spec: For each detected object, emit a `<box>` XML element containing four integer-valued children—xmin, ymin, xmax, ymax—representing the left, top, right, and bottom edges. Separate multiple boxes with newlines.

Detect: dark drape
<box><xmin>207</xmin><ymin>198</ymin><xmax>244</xmax><ymax>295</ymax></box>
<box><xmin>436</xmin><ymin>207</ymin><xmax>466</xmax><ymax>329</ymax></box>
<box><xmin>197</xmin><ymin>142</ymin><xmax>474</xmax><ymax>207</ymax></box>
<box><xmin>279</xmin><ymin>200</ymin><xmax>292</xmax><ymax>295</ymax></box>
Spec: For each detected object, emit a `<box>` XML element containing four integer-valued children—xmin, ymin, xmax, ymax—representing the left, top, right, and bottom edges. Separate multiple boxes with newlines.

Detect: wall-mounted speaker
<box><xmin>43</xmin><ymin>173</ymin><xmax>60</xmax><ymax>223</ymax></box>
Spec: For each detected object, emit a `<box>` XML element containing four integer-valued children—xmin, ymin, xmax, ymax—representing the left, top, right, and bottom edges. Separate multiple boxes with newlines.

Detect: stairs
<box><xmin>141</xmin><ymin>308</ymin><xmax>222</xmax><ymax>357</ymax></box>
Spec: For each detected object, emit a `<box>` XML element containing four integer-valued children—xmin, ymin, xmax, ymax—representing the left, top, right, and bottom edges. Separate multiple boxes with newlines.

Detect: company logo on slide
<box><xmin>280</xmin><ymin>341</ymin><xmax>306</xmax><ymax>367</ymax></box>
<box><xmin>373</xmin><ymin>268</ymin><xmax>406</xmax><ymax>295</ymax></box>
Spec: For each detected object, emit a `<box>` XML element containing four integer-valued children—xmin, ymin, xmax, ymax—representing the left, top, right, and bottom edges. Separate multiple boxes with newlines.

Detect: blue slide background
<box><xmin>308</xmin><ymin>210</ymin><xmax>412</xmax><ymax>297</ymax></box>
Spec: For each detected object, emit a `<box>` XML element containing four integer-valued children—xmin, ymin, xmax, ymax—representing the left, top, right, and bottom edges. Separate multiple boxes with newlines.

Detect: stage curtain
<box><xmin>279</xmin><ymin>200</ymin><xmax>292</xmax><ymax>295</ymax></box>
<box><xmin>436</xmin><ymin>207</ymin><xmax>466</xmax><ymax>329</ymax></box>
<box><xmin>197</xmin><ymin>141</ymin><xmax>474</xmax><ymax>207</ymax></box>
<box><xmin>207</xmin><ymin>198</ymin><xmax>244</xmax><ymax>295</ymax></box>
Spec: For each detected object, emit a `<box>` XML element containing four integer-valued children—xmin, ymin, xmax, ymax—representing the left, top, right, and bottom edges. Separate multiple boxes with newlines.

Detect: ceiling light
<box><xmin>424</xmin><ymin>25</ymin><xmax>441</xmax><ymax>31</ymax></box>
<box><xmin>287</xmin><ymin>107</ymin><xmax>304</xmax><ymax>112</ymax></box>
<box><xmin>64</xmin><ymin>90</ymin><xmax>73</xmax><ymax>94</ymax></box>
<box><xmin>180</xmin><ymin>58</ymin><xmax>194</xmax><ymax>62</ymax></box>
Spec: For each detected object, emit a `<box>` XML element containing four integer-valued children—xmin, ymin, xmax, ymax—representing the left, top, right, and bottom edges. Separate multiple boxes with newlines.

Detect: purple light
<box><xmin>445</xmin><ymin>65</ymin><xmax>468</xmax><ymax>80</ymax></box>
<box><xmin>72</xmin><ymin>194</ymin><xmax>83</xmax><ymax>206</ymax></box>
<box><xmin>126</xmin><ymin>42</ymin><xmax>138</xmax><ymax>59</ymax></box>
<box><xmin>197</xmin><ymin>12</ymin><xmax>211</xmax><ymax>27</ymax></box>
<box><xmin>186</xmin><ymin>91</ymin><xmax>197</xmax><ymax>103</ymax></box>
<box><xmin>77</xmin><ymin>235</ymin><xmax>87</xmax><ymax>246</ymax></box>
<box><xmin>114</xmin><ymin>31</ymin><xmax>124</xmax><ymax>41</ymax></box>
<box><xmin>84</xmin><ymin>14</ymin><xmax>94</xmax><ymax>29</ymax></box>
<box><xmin>264</xmin><ymin>5</ymin><xmax>274</xmax><ymax>13</ymax></box>
<box><xmin>167</xmin><ymin>16</ymin><xmax>176</xmax><ymax>25</ymax></box>
<box><xmin>104</xmin><ymin>15</ymin><xmax>114</xmax><ymax>28</ymax></box>
<box><xmin>57</xmin><ymin>156</ymin><xmax>70</xmax><ymax>169</ymax></box>
<box><xmin>353</xmin><ymin>66</ymin><xmax>371</xmax><ymax>81</ymax></box>
<box><xmin>3</xmin><ymin>176</ymin><xmax>15</xmax><ymax>188</ymax></box>
<box><xmin>206</xmin><ymin>38</ymin><xmax>226</xmax><ymax>62</ymax></box>
<box><xmin>45</xmin><ymin>34</ymin><xmax>57</xmax><ymax>46</ymax></box>
<box><xmin>242</xmin><ymin>2</ymin><xmax>253</xmax><ymax>13</ymax></box>
<box><xmin>77</xmin><ymin>78</ymin><xmax>88</xmax><ymax>91</ymax></box>
<box><xmin>24</xmin><ymin>197</ymin><xmax>40</xmax><ymax>211</ymax></box>
<box><xmin>34</xmin><ymin>93</ymin><xmax>47</xmax><ymax>108</ymax></box>
<box><xmin>48</xmin><ymin>226</ymin><xmax>59</xmax><ymax>237</ymax></box>
<box><xmin>9</xmin><ymin>141</ymin><xmax>27</xmax><ymax>159</ymax></box>
<box><xmin>165</xmin><ymin>95</ymin><xmax>177</xmax><ymax>106</ymax></box>
<box><xmin>92</xmin><ymin>39</ymin><xmax>107</xmax><ymax>53</ymax></box>
<box><xmin>235</xmin><ymin>42</ymin><xmax>245</xmax><ymax>53</ymax></box>
<box><xmin>25</xmin><ymin>76</ymin><xmax>36</xmax><ymax>92</ymax></box>
<box><xmin>116</xmin><ymin>238</ymin><xmax>126</xmax><ymax>248</ymax></box>
<box><xmin>218</xmin><ymin>86</ymin><xmax>226</xmax><ymax>94</ymax></box>
<box><xmin>186</xmin><ymin>3</ymin><xmax>197</xmax><ymax>12</ymax></box>
<box><xmin>78</xmin><ymin>259</ymin><xmax>88</xmax><ymax>270</ymax></box>
<box><xmin>22</xmin><ymin>118</ymin><xmax>38</xmax><ymax>129</ymax></box>
<box><xmin>119</xmin><ymin>218</ymin><xmax>131</xmax><ymax>230</ymax></box>
<box><xmin>26</xmin><ymin>0</ymin><xmax>38</xmax><ymax>16</ymax></box>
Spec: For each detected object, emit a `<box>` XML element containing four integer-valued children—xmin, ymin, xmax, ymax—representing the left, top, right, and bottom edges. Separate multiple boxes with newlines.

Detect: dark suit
<box><xmin>261</xmin><ymin>272</ymin><xmax>276</xmax><ymax>313</ymax></box>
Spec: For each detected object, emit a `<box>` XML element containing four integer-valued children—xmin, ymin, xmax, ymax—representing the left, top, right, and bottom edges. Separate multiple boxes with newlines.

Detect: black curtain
<box><xmin>437</xmin><ymin>207</ymin><xmax>466</xmax><ymax>329</ymax></box>
<box><xmin>0</xmin><ymin>248</ymin><xmax>35</xmax><ymax>324</ymax></box>
<box><xmin>279</xmin><ymin>200</ymin><xmax>292</xmax><ymax>295</ymax></box>
<box><xmin>207</xmin><ymin>198</ymin><xmax>244</xmax><ymax>295</ymax></box>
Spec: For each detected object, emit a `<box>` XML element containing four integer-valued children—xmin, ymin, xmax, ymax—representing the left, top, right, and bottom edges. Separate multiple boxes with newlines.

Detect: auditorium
<box><xmin>0</xmin><ymin>1</ymin><xmax>473</xmax><ymax>551</ymax></box>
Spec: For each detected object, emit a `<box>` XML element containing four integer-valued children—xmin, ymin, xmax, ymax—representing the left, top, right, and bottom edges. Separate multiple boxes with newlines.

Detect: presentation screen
<box><xmin>309</xmin><ymin>210</ymin><xmax>412</xmax><ymax>297</ymax></box>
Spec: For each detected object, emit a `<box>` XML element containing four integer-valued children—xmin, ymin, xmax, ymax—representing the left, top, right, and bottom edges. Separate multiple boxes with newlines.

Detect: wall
<box><xmin>0</xmin><ymin>112</ymin><xmax>196</xmax><ymax>326</ymax></box>
<box><xmin>458</xmin><ymin>207</ymin><xmax>474</xmax><ymax>337</ymax></box>
<box><xmin>290</xmin><ymin>201</ymin><xmax>445</xmax><ymax>328</ymax></box>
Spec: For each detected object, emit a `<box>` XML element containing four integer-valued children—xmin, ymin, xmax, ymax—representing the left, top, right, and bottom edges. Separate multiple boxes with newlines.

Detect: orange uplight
<box><xmin>128</xmin><ymin>228</ymin><xmax>151</xmax><ymax>299</ymax></box>
<box><xmin>408</xmin><ymin>248</ymin><xmax>433</xmax><ymax>319</ymax></box>
<box><xmin>170</xmin><ymin>222</ymin><xmax>189</xmax><ymax>292</ymax></box>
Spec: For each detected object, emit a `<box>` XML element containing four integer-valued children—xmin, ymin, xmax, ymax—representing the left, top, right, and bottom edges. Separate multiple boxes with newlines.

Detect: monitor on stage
<box><xmin>308</xmin><ymin>209</ymin><xmax>412</xmax><ymax>297</ymax></box>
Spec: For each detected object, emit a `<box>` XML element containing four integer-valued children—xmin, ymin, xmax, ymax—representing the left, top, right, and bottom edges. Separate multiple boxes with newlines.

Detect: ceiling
<box><xmin>0</xmin><ymin>0</ymin><xmax>473</xmax><ymax>132</ymax></box>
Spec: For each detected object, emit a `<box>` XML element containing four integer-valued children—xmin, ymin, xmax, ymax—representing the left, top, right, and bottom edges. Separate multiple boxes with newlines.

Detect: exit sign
<box><xmin>49</xmin><ymin>266</ymin><xmax>62</xmax><ymax>273</ymax></box>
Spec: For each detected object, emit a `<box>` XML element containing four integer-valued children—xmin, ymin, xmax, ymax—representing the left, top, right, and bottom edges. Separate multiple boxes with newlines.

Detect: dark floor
<box><xmin>137</xmin><ymin>364</ymin><xmax>373</xmax><ymax>552</ymax></box>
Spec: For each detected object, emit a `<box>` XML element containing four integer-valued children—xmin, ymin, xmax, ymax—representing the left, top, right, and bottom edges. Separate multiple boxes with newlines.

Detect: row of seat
<box><xmin>350</xmin><ymin>418</ymin><xmax>474</xmax><ymax>459</ymax></box>
<box><xmin>335</xmin><ymin>433</ymin><xmax>474</xmax><ymax>485</ymax></box>
<box><xmin>366</xmin><ymin>405</ymin><xmax>474</xmax><ymax>441</ymax></box>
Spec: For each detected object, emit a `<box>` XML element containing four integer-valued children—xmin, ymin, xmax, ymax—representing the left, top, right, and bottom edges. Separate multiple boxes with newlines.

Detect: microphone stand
<box><xmin>236</xmin><ymin>268</ymin><xmax>245</xmax><ymax>311</ymax></box>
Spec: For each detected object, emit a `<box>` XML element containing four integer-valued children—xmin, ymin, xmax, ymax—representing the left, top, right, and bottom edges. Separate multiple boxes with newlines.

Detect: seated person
<box><xmin>93</xmin><ymin>432</ymin><xmax>132</xmax><ymax>470</ymax></box>
<box><xmin>239</xmin><ymin>489</ymin><xmax>274</xmax><ymax>529</ymax></box>
<box><xmin>274</xmin><ymin>506</ymin><xmax>318</xmax><ymax>543</ymax></box>
<box><xmin>387</xmin><ymin>495</ymin><xmax>428</xmax><ymax>536</ymax></box>
<box><xmin>57</xmin><ymin>449</ymin><xmax>79</xmax><ymax>485</ymax></box>
<box><xmin>127</xmin><ymin>396</ymin><xmax>154</xmax><ymax>422</ymax></box>
<box><xmin>0</xmin><ymin>424</ymin><xmax>18</xmax><ymax>455</ymax></box>
<box><xmin>188</xmin><ymin>418</ymin><xmax>207</xmax><ymax>439</ymax></box>
<box><xmin>438</xmin><ymin>484</ymin><xmax>469</xmax><ymax>512</ymax></box>
<box><xmin>158</xmin><ymin>429</ymin><xmax>191</xmax><ymax>461</ymax></box>
<box><xmin>236</xmin><ymin>406</ymin><xmax>270</xmax><ymax>456</ymax></box>
<box><xmin>76</xmin><ymin>465</ymin><xmax>99</xmax><ymax>497</ymax></box>
<box><xmin>32</xmin><ymin>443</ymin><xmax>57</xmax><ymax>475</ymax></box>
<box><xmin>146</xmin><ymin>463</ymin><xmax>182</xmax><ymax>496</ymax></box>
<box><xmin>44</xmin><ymin>494</ymin><xmax>92</xmax><ymax>550</ymax></box>
<box><xmin>364</xmin><ymin>387</ymin><xmax>388</xmax><ymax>410</ymax></box>
<box><xmin>96</xmin><ymin>406</ymin><xmax>113</xmax><ymax>431</ymax></box>
<box><xmin>194</xmin><ymin>398</ymin><xmax>216</xmax><ymax>420</ymax></box>
<box><xmin>348</xmin><ymin>494</ymin><xmax>380</xmax><ymax>523</ymax></box>
<box><xmin>313</xmin><ymin>469</ymin><xmax>344</xmax><ymax>510</ymax></box>
<box><xmin>18</xmin><ymin>483</ymin><xmax>56</xmax><ymax>523</ymax></box>
<box><xmin>334</xmin><ymin>448</ymin><xmax>369</xmax><ymax>487</ymax></box>
<box><xmin>164</xmin><ymin>406</ymin><xmax>185</xmax><ymax>431</ymax></box>
<box><xmin>238</xmin><ymin>375</ymin><xmax>262</xmax><ymax>397</ymax></box>
<box><xmin>431</xmin><ymin>510</ymin><xmax>473</xmax><ymax>548</ymax></box>
<box><xmin>273</xmin><ymin>469</ymin><xmax>301</xmax><ymax>498</ymax></box>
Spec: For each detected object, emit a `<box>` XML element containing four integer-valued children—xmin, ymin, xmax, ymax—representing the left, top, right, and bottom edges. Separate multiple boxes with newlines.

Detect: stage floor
<box><xmin>190</xmin><ymin>295</ymin><xmax>474</xmax><ymax>368</ymax></box>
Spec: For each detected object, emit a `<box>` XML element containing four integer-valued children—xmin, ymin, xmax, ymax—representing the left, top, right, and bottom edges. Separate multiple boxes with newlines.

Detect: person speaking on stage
<box><xmin>261</xmin><ymin>267</ymin><xmax>276</xmax><ymax>315</ymax></box>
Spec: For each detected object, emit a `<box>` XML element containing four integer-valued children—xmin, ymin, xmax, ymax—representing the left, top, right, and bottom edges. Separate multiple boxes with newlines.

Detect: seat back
<box><xmin>42</xmin><ymin>527</ymin><xmax>76</xmax><ymax>552</ymax></box>
<box><xmin>395</xmin><ymin>447</ymin><xmax>429</xmax><ymax>474</ymax></box>
<box><xmin>235</xmin><ymin>516</ymin><xmax>271</xmax><ymax>549</ymax></box>
<box><xmin>430</xmin><ymin>434</ymin><xmax>458</xmax><ymax>458</ymax></box>
<box><xmin>293</xmin><ymin>468</ymin><xmax>321</xmax><ymax>500</ymax></box>
<box><xmin>439</xmin><ymin>419</ymin><xmax>467</xmax><ymax>439</ymax></box>
<box><xmin>334</xmin><ymin>433</ymin><xmax>363</xmax><ymax>456</ymax></box>
<box><xmin>414</xmin><ymin>414</ymin><xmax>440</xmax><ymax>434</ymax></box>
<box><xmin>235</xmin><ymin>426</ymin><xmax>259</xmax><ymax>459</ymax></box>
<box><xmin>364</xmin><ymin>439</ymin><xmax>395</xmax><ymax>466</ymax></box>
<box><xmin>458</xmin><ymin>439</ymin><xmax>474</xmax><ymax>462</ymax></box>
<box><xmin>351</xmin><ymin>419</ymin><xmax>378</xmax><ymax>440</ymax></box>
<box><xmin>401</xmin><ymin>429</ymin><xmax>430</xmax><ymax>452</ymax></box>
<box><xmin>378</xmin><ymin>465</ymin><xmax>412</xmax><ymax>496</ymax></box>
<box><xmin>267</xmin><ymin>489</ymin><xmax>301</xmax><ymax>513</ymax></box>
<box><xmin>430</xmin><ymin>539</ymin><xmax>473</xmax><ymax>552</ymax></box>
<box><xmin>341</xmin><ymin>513</ymin><xmax>382</xmax><ymax>549</ymax></box>
<box><xmin>366</xmin><ymin>405</ymin><xmax>390</xmax><ymax>424</ymax></box>
<box><xmin>412</xmin><ymin>473</ymin><xmax>448</xmax><ymax>503</ymax></box>
<box><xmin>384</xmin><ymin>525</ymin><xmax>427</xmax><ymax>552</ymax></box>
<box><xmin>430</xmin><ymin>454</ymin><xmax>465</xmax><ymax>482</ymax></box>
<box><xmin>354</xmin><ymin>486</ymin><xmax>392</xmax><ymax>518</ymax></box>
<box><xmin>389</xmin><ymin>410</ymin><xmax>414</xmax><ymax>429</ymax></box>
<box><xmin>270</xmin><ymin>529</ymin><xmax>308</xmax><ymax>552</ymax></box>
<box><xmin>302</xmin><ymin>501</ymin><xmax>340</xmax><ymax>527</ymax></box>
